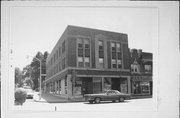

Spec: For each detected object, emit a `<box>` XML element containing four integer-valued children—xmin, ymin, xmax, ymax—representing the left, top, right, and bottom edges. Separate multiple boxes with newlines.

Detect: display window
<box><xmin>132</xmin><ymin>81</ymin><xmax>150</xmax><ymax>95</ymax></box>
<box><xmin>74</xmin><ymin>77</ymin><xmax>82</xmax><ymax>95</ymax></box>
<box><xmin>104</xmin><ymin>77</ymin><xmax>111</xmax><ymax>92</ymax></box>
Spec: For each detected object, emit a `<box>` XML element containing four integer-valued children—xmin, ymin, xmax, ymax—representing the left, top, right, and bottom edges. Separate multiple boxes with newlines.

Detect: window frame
<box><xmin>77</xmin><ymin>37</ymin><xmax>91</xmax><ymax>68</ymax></box>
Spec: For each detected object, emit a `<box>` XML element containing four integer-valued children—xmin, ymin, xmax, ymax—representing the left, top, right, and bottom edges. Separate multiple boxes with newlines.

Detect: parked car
<box><xmin>84</xmin><ymin>90</ymin><xmax>131</xmax><ymax>104</ymax></box>
<box><xmin>23</xmin><ymin>86</ymin><xmax>34</xmax><ymax>99</ymax></box>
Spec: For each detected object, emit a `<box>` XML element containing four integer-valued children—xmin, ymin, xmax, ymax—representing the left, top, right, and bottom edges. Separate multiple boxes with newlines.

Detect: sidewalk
<box><xmin>131</xmin><ymin>95</ymin><xmax>152</xmax><ymax>99</ymax></box>
<box><xmin>33</xmin><ymin>92</ymin><xmax>152</xmax><ymax>103</ymax></box>
<box><xmin>33</xmin><ymin>93</ymin><xmax>85</xmax><ymax>103</ymax></box>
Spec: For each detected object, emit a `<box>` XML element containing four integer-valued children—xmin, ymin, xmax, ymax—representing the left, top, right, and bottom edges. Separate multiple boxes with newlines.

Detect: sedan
<box><xmin>84</xmin><ymin>90</ymin><xmax>131</xmax><ymax>104</ymax></box>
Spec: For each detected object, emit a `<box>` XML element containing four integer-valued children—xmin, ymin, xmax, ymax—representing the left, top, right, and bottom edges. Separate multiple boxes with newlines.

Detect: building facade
<box><xmin>43</xmin><ymin>25</ymin><xmax>131</xmax><ymax>99</ymax></box>
<box><xmin>130</xmin><ymin>49</ymin><xmax>153</xmax><ymax>96</ymax></box>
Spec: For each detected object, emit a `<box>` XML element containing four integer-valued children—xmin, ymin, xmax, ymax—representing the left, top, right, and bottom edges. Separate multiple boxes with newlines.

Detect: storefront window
<box><xmin>74</xmin><ymin>78</ymin><xmax>82</xmax><ymax>95</ymax></box>
<box><xmin>104</xmin><ymin>77</ymin><xmax>111</xmax><ymax>92</ymax></box>
<box><xmin>120</xmin><ymin>79</ymin><xmax>128</xmax><ymax>93</ymax></box>
<box><xmin>93</xmin><ymin>77</ymin><xmax>102</xmax><ymax>93</ymax></box>
<box><xmin>132</xmin><ymin>81</ymin><xmax>150</xmax><ymax>95</ymax></box>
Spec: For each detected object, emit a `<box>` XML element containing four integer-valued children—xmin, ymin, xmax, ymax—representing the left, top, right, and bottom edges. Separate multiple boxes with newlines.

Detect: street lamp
<box><xmin>27</xmin><ymin>55</ymin><xmax>42</xmax><ymax>100</ymax></box>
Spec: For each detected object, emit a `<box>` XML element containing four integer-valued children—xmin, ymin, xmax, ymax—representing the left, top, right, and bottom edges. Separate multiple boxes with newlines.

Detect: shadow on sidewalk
<box><xmin>40</xmin><ymin>93</ymin><xmax>85</xmax><ymax>103</ymax></box>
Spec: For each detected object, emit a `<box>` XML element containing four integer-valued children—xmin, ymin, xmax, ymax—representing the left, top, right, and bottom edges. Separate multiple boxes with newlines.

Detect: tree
<box><xmin>30</xmin><ymin>51</ymin><xmax>49</xmax><ymax>90</ymax></box>
<box><xmin>24</xmin><ymin>77</ymin><xmax>34</xmax><ymax>88</ymax></box>
<box><xmin>15</xmin><ymin>67</ymin><xmax>24</xmax><ymax>88</ymax></box>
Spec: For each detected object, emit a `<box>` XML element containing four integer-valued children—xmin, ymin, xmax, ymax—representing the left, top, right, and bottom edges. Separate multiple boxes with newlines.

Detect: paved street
<box><xmin>18</xmin><ymin>96</ymin><xmax>155</xmax><ymax>112</ymax></box>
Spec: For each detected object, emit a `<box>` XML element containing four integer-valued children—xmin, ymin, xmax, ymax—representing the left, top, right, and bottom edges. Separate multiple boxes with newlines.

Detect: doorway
<box><xmin>111</xmin><ymin>78</ymin><xmax>120</xmax><ymax>91</ymax></box>
<box><xmin>82</xmin><ymin>77</ymin><xmax>93</xmax><ymax>94</ymax></box>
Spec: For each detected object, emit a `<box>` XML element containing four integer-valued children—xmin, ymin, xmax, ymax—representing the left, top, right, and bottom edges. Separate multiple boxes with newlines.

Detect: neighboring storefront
<box><xmin>131</xmin><ymin>76</ymin><xmax>152</xmax><ymax>96</ymax></box>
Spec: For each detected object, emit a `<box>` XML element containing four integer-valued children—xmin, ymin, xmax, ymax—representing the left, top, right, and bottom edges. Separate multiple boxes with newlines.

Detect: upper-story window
<box><xmin>111</xmin><ymin>42</ymin><xmax>122</xmax><ymax>69</ymax></box>
<box><xmin>111</xmin><ymin>42</ymin><xmax>116</xmax><ymax>52</ymax></box>
<box><xmin>84</xmin><ymin>39</ymin><xmax>90</xmax><ymax>58</ymax></box>
<box><xmin>78</xmin><ymin>38</ymin><xmax>83</xmax><ymax>57</ymax></box>
<box><xmin>112</xmin><ymin>59</ymin><xmax>117</xmax><ymax>68</ymax></box>
<box><xmin>62</xmin><ymin>57</ymin><xmax>66</xmax><ymax>70</ymax></box>
<box><xmin>116</xmin><ymin>43</ymin><xmax>121</xmax><ymax>52</ymax></box>
<box><xmin>131</xmin><ymin>63</ymin><xmax>140</xmax><ymax>73</ymax></box>
<box><xmin>62</xmin><ymin>40</ymin><xmax>65</xmax><ymax>54</ymax></box>
<box><xmin>53</xmin><ymin>54</ymin><xmax>56</xmax><ymax>63</ymax></box>
<box><xmin>98</xmin><ymin>40</ymin><xmax>104</xmax><ymax>68</ymax></box>
<box><xmin>78</xmin><ymin>57</ymin><xmax>83</xmax><ymax>67</ymax></box>
<box><xmin>59</xmin><ymin>46</ymin><xmax>61</xmax><ymax>58</ymax></box>
<box><xmin>77</xmin><ymin>38</ymin><xmax>90</xmax><ymax>68</ymax></box>
<box><xmin>56</xmin><ymin>50</ymin><xmax>58</xmax><ymax>60</ymax></box>
<box><xmin>145</xmin><ymin>65</ymin><xmax>151</xmax><ymax>72</ymax></box>
<box><xmin>84</xmin><ymin>57</ymin><xmax>90</xmax><ymax>67</ymax></box>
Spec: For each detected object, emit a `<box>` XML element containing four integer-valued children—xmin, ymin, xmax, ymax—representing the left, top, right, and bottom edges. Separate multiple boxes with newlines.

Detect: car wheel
<box><xmin>95</xmin><ymin>98</ymin><xmax>101</xmax><ymax>103</ymax></box>
<box><xmin>119</xmin><ymin>97</ymin><xmax>124</xmax><ymax>102</ymax></box>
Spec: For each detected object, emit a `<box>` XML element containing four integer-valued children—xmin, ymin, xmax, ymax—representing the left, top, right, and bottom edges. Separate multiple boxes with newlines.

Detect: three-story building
<box><xmin>43</xmin><ymin>25</ymin><xmax>131</xmax><ymax>99</ymax></box>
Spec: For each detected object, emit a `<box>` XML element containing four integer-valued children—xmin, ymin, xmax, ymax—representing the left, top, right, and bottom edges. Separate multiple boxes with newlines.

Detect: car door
<box><xmin>106</xmin><ymin>91</ymin><xmax>117</xmax><ymax>101</ymax></box>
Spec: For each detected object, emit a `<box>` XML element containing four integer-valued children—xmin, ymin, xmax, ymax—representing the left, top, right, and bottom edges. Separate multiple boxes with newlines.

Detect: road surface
<box><xmin>18</xmin><ymin>98</ymin><xmax>155</xmax><ymax>112</ymax></box>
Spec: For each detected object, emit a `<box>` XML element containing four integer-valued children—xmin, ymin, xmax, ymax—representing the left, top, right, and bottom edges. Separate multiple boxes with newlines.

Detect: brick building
<box><xmin>130</xmin><ymin>49</ymin><xmax>153</xmax><ymax>97</ymax></box>
<box><xmin>43</xmin><ymin>25</ymin><xmax>131</xmax><ymax>99</ymax></box>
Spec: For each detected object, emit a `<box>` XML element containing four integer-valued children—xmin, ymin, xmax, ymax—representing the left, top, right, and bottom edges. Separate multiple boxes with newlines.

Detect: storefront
<box><xmin>72</xmin><ymin>76</ymin><xmax>130</xmax><ymax>97</ymax></box>
<box><xmin>131</xmin><ymin>76</ymin><xmax>152</xmax><ymax>96</ymax></box>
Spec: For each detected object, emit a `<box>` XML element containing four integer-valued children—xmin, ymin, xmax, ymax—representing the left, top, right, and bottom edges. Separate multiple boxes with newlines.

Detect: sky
<box><xmin>11</xmin><ymin>6</ymin><xmax>158</xmax><ymax>70</ymax></box>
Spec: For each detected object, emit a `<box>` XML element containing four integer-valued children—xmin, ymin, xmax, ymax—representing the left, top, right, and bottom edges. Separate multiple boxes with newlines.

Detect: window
<box><xmin>84</xmin><ymin>39</ymin><xmax>90</xmax><ymax>49</ymax></box>
<box><xmin>112</xmin><ymin>59</ymin><xmax>117</xmax><ymax>68</ymax></box>
<box><xmin>62</xmin><ymin>58</ymin><xmax>65</xmax><ymax>69</ymax></box>
<box><xmin>98</xmin><ymin>40</ymin><xmax>104</xmax><ymax>58</ymax></box>
<box><xmin>112</xmin><ymin>52</ymin><xmax>116</xmax><ymax>59</ymax></box>
<box><xmin>78</xmin><ymin>48</ymin><xmax>83</xmax><ymax>57</ymax></box>
<box><xmin>65</xmin><ymin>78</ymin><xmax>67</xmax><ymax>86</ymax></box>
<box><xmin>62</xmin><ymin>41</ymin><xmax>65</xmax><ymax>53</ymax></box>
<box><xmin>59</xmin><ymin>47</ymin><xmax>61</xmax><ymax>58</ymax></box>
<box><xmin>98</xmin><ymin>40</ymin><xmax>104</xmax><ymax>68</ymax></box>
<box><xmin>116</xmin><ymin>43</ymin><xmax>121</xmax><ymax>52</ymax></box>
<box><xmin>78</xmin><ymin>38</ymin><xmax>83</xmax><ymax>48</ymax></box>
<box><xmin>78</xmin><ymin>57</ymin><xmax>83</xmax><ymax>67</ymax></box>
<box><xmin>56</xmin><ymin>50</ymin><xmax>58</xmax><ymax>60</ymax></box>
<box><xmin>131</xmin><ymin>64</ymin><xmax>139</xmax><ymax>73</ymax></box>
<box><xmin>117</xmin><ymin>60</ymin><xmax>122</xmax><ymax>68</ymax></box>
<box><xmin>99</xmin><ymin>58</ymin><xmax>104</xmax><ymax>68</ymax></box>
<box><xmin>111</xmin><ymin>42</ymin><xmax>115</xmax><ymax>52</ymax></box>
<box><xmin>59</xmin><ymin>61</ymin><xmax>61</xmax><ymax>72</ymax></box>
<box><xmin>77</xmin><ymin>37</ymin><xmax>90</xmax><ymax>68</ymax></box>
<box><xmin>98</xmin><ymin>40</ymin><xmax>103</xmax><ymax>50</ymax></box>
<box><xmin>84</xmin><ymin>39</ymin><xmax>90</xmax><ymax>57</ymax></box>
<box><xmin>78</xmin><ymin>38</ymin><xmax>83</xmax><ymax>57</ymax></box>
<box><xmin>111</xmin><ymin>42</ymin><xmax>122</xmax><ymax>69</ymax></box>
<box><xmin>84</xmin><ymin>57</ymin><xmax>90</xmax><ymax>67</ymax></box>
<box><xmin>53</xmin><ymin>54</ymin><xmax>56</xmax><ymax>63</ymax></box>
<box><xmin>145</xmin><ymin>65</ymin><xmax>151</xmax><ymax>72</ymax></box>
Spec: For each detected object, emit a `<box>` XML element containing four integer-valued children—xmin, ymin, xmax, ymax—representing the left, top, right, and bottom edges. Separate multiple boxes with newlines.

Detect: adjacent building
<box><xmin>130</xmin><ymin>49</ymin><xmax>153</xmax><ymax>96</ymax></box>
<box><xmin>43</xmin><ymin>25</ymin><xmax>131</xmax><ymax>99</ymax></box>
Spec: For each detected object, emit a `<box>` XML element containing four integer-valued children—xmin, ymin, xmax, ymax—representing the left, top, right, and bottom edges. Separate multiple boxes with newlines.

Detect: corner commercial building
<box><xmin>43</xmin><ymin>25</ymin><xmax>131</xmax><ymax>99</ymax></box>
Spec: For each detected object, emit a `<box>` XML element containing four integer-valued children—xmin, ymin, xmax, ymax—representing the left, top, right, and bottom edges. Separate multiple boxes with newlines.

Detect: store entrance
<box><xmin>82</xmin><ymin>78</ymin><xmax>93</xmax><ymax>95</ymax></box>
<box><xmin>111</xmin><ymin>78</ymin><xmax>120</xmax><ymax>91</ymax></box>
